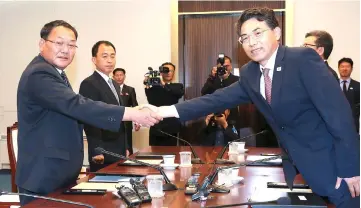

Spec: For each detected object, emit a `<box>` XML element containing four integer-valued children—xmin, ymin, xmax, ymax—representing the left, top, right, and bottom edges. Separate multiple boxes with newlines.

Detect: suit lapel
<box><xmin>93</xmin><ymin>72</ymin><xmax>120</xmax><ymax>105</ymax></box>
<box><xmin>270</xmin><ymin>46</ymin><xmax>286</xmax><ymax>108</ymax></box>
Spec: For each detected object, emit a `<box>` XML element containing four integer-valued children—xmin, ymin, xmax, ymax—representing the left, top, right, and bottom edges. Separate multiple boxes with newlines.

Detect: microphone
<box><xmin>157</xmin><ymin>129</ymin><xmax>205</xmax><ymax>164</ymax></box>
<box><xmin>215</xmin><ymin>130</ymin><xmax>267</xmax><ymax>164</ymax></box>
<box><xmin>205</xmin><ymin>196</ymin><xmax>291</xmax><ymax>208</ymax></box>
<box><xmin>95</xmin><ymin>147</ymin><xmax>177</xmax><ymax>191</ymax></box>
<box><xmin>192</xmin><ymin>155</ymin><xmax>282</xmax><ymax>201</ymax></box>
<box><xmin>0</xmin><ymin>190</ymin><xmax>94</xmax><ymax>208</ymax></box>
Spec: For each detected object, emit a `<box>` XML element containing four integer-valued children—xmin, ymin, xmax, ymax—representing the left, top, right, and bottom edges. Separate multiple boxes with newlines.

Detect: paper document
<box><xmin>123</xmin><ymin>159</ymin><xmax>163</xmax><ymax>165</ymax></box>
<box><xmin>71</xmin><ymin>182</ymin><xmax>131</xmax><ymax>192</ymax></box>
<box><xmin>0</xmin><ymin>194</ymin><xmax>20</xmax><ymax>202</ymax></box>
<box><xmin>89</xmin><ymin>175</ymin><xmax>144</xmax><ymax>183</ymax></box>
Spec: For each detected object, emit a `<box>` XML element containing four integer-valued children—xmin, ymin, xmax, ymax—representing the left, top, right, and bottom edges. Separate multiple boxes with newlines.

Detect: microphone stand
<box><xmin>95</xmin><ymin>147</ymin><xmax>177</xmax><ymax>191</ymax></box>
<box><xmin>215</xmin><ymin>130</ymin><xmax>267</xmax><ymax>164</ymax></box>
<box><xmin>192</xmin><ymin>155</ymin><xmax>282</xmax><ymax>201</ymax></box>
<box><xmin>157</xmin><ymin>129</ymin><xmax>204</xmax><ymax>164</ymax></box>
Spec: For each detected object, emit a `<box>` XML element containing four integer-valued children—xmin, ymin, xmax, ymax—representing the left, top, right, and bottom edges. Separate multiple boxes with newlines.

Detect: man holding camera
<box><xmin>144</xmin><ymin>62</ymin><xmax>184</xmax><ymax>146</ymax></box>
<box><xmin>201</xmin><ymin>55</ymin><xmax>238</xmax><ymax>95</ymax></box>
<box><xmin>199</xmin><ymin>109</ymin><xmax>238</xmax><ymax>146</ymax></box>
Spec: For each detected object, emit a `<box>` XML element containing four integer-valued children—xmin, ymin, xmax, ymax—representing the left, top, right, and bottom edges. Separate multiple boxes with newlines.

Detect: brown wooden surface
<box><xmin>9</xmin><ymin>147</ymin><xmax>334</xmax><ymax>208</ymax></box>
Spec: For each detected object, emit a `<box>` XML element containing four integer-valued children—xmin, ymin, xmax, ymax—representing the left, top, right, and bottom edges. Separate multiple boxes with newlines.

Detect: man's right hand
<box><xmin>92</xmin><ymin>154</ymin><xmax>104</xmax><ymax>164</ymax></box>
<box><xmin>211</xmin><ymin>66</ymin><xmax>217</xmax><ymax>77</ymax></box>
<box><xmin>123</xmin><ymin>107</ymin><xmax>163</xmax><ymax>127</ymax></box>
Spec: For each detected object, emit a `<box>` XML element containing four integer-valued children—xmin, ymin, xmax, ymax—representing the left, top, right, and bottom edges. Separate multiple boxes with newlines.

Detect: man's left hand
<box><xmin>335</xmin><ymin>176</ymin><xmax>360</xmax><ymax>197</ymax></box>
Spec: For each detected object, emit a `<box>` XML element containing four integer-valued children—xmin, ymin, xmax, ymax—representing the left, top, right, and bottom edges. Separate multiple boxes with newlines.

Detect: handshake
<box><xmin>123</xmin><ymin>104</ymin><xmax>178</xmax><ymax>128</ymax></box>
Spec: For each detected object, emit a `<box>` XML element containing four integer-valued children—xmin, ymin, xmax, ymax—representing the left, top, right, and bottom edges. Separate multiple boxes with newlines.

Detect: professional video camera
<box><xmin>144</xmin><ymin>66</ymin><xmax>171</xmax><ymax>86</ymax></box>
<box><xmin>216</xmin><ymin>53</ymin><xmax>227</xmax><ymax>76</ymax></box>
<box><xmin>209</xmin><ymin>112</ymin><xmax>224</xmax><ymax>127</ymax></box>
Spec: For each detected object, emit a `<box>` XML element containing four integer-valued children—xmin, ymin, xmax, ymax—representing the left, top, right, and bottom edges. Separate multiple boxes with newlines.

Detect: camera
<box><xmin>216</xmin><ymin>53</ymin><xmax>227</xmax><ymax>76</ymax></box>
<box><xmin>209</xmin><ymin>112</ymin><xmax>224</xmax><ymax>127</ymax></box>
<box><xmin>159</xmin><ymin>66</ymin><xmax>170</xmax><ymax>74</ymax></box>
<box><xmin>143</xmin><ymin>66</ymin><xmax>171</xmax><ymax>86</ymax></box>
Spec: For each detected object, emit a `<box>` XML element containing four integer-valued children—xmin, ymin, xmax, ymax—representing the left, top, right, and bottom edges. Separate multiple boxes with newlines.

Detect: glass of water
<box><xmin>179</xmin><ymin>151</ymin><xmax>192</xmax><ymax>166</ymax></box>
<box><xmin>146</xmin><ymin>175</ymin><xmax>164</xmax><ymax>198</ymax></box>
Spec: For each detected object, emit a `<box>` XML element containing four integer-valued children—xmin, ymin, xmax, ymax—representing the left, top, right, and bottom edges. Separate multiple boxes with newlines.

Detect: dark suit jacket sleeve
<box><xmin>201</xmin><ymin>76</ymin><xmax>217</xmax><ymax>95</ymax></box>
<box><xmin>130</xmin><ymin>87</ymin><xmax>138</xmax><ymax>107</ymax></box>
<box><xmin>299</xmin><ymin>49</ymin><xmax>360</xmax><ymax>177</ymax></box>
<box><xmin>175</xmin><ymin>80</ymin><xmax>251</xmax><ymax>122</ymax></box>
<box><xmin>27</xmin><ymin>69</ymin><xmax>124</xmax><ymax>132</ymax></box>
<box><xmin>164</xmin><ymin>83</ymin><xmax>184</xmax><ymax>99</ymax></box>
<box><xmin>79</xmin><ymin>80</ymin><xmax>106</xmax><ymax>154</ymax></box>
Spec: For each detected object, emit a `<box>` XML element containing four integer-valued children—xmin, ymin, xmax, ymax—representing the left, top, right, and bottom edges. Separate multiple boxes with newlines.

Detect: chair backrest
<box><xmin>7</xmin><ymin>122</ymin><xmax>18</xmax><ymax>192</ymax></box>
<box><xmin>239</xmin><ymin>127</ymin><xmax>256</xmax><ymax>147</ymax></box>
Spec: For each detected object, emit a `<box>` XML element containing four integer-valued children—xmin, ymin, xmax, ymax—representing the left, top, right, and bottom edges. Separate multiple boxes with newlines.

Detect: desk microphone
<box><xmin>0</xmin><ymin>190</ymin><xmax>94</xmax><ymax>208</ymax></box>
<box><xmin>205</xmin><ymin>196</ymin><xmax>291</xmax><ymax>208</ymax></box>
<box><xmin>157</xmin><ymin>129</ymin><xmax>205</xmax><ymax>164</ymax></box>
<box><xmin>192</xmin><ymin>155</ymin><xmax>282</xmax><ymax>201</ymax></box>
<box><xmin>95</xmin><ymin>147</ymin><xmax>177</xmax><ymax>191</ymax></box>
<box><xmin>215</xmin><ymin>130</ymin><xmax>267</xmax><ymax>164</ymax></box>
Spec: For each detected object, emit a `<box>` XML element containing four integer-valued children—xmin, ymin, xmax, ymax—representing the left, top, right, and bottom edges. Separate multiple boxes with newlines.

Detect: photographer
<box><xmin>144</xmin><ymin>62</ymin><xmax>184</xmax><ymax>146</ymax></box>
<box><xmin>201</xmin><ymin>55</ymin><xmax>238</xmax><ymax>95</ymax></box>
<box><xmin>198</xmin><ymin>109</ymin><xmax>238</xmax><ymax>146</ymax></box>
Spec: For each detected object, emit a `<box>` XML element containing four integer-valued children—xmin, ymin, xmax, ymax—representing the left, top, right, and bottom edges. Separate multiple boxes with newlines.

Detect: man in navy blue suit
<box><xmin>16</xmin><ymin>20</ymin><xmax>161</xmax><ymax>206</ymax></box>
<box><xmin>144</xmin><ymin>8</ymin><xmax>360</xmax><ymax>208</ymax></box>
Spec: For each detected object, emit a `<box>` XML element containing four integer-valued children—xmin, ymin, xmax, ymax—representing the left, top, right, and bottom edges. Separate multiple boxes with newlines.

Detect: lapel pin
<box><xmin>350</xmin><ymin>87</ymin><xmax>353</xmax><ymax>90</ymax></box>
<box><xmin>276</xmin><ymin>67</ymin><xmax>282</xmax><ymax>72</ymax></box>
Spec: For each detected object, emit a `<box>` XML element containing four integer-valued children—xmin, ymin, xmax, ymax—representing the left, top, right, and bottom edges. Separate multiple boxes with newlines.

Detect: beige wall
<box><xmin>286</xmin><ymin>0</ymin><xmax>360</xmax><ymax>81</ymax></box>
<box><xmin>0</xmin><ymin>1</ymin><xmax>174</xmax><ymax>150</ymax></box>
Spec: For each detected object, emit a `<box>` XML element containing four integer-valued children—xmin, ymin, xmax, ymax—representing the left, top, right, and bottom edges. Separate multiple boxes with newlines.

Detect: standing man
<box><xmin>338</xmin><ymin>57</ymin><xmax>360</xmax><ymax>132</ymax></box>
<box><xmin>147</xmin><ymin>8</ymin><xmax>359</xmax><ymax>208</ymax></box>
<box><xmin>145</xmin><ymin>62</ymin><xmax>184</xmax><ymax>146</ymax></box>
<box><xmin>113</xmin><ymin>67</ymin><xmax>139</xmax><ymax>154</ymax></box>
<box><xmin>79</xmin><ymin>41</ymin><xmax>127</xmax><ymax>172</ymax></box>
<box><xmin>304</xmin><ymin>30</ymin><xmax>339</xmax><ymax>79</ymax></box>
<box><xmin>16</xmin><ymin>20</ymin><xmax>161</xmax><ymax>206</ymax></box>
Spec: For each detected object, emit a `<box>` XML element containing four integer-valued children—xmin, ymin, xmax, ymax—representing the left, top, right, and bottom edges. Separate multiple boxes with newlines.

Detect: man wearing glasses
<box><xmin>16</xmin><ymin>20</ymin><xmax>161</xmax><ymax>205</ymax></box>
<box><xmin>303</xmin><ymin>30</ymin><xmax>339</xmax><ymax>80</ymax></box>
<box><xmin>143</xmin><ymin>7</ymin><xmax>359</xmax><ymax>208</ymax></box>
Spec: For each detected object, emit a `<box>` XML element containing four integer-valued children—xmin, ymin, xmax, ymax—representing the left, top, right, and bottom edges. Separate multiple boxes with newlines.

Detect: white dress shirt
<box><xmin>95</xmin><ymin>69</ymin><xmax>112</xmax><ymax>88</ymax></box>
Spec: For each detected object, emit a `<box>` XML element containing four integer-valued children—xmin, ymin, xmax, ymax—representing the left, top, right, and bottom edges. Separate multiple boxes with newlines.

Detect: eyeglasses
<box><xmin>45</xmin><ymin>39</ymin><xmax>78</xmax><ymax>50</ymax></box>
<box><xmin>238</xmin><ymin>29</ymin><xmax>270</xmax><ymax>45</ymax></box>
<box><xmin>302</xmin><ymin>43</ymin><xmax>318</xmax><ymax>48</ymax></box>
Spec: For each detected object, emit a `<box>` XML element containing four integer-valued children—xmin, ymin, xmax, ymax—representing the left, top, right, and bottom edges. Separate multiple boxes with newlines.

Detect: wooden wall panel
<box><xmin>179</xmin><ymin>1</ymin><xmax>285</xmax><ymax>13</ymax></box>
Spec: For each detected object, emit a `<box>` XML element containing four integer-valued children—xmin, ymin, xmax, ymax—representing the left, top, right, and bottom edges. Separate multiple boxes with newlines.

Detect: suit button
<box><xmin>281</xmin><ymin>126</ymin><xmax>285</xmax><ymax>130</ymax></box>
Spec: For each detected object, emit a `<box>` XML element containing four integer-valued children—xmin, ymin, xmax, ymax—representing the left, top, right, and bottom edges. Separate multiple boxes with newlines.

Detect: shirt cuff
<box><xmin>158</xmin><ymin>105</ymin><xmax>180</xmax><ymax>118</ymax></box>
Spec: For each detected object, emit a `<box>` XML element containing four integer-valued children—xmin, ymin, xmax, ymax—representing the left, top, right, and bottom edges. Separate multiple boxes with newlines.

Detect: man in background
<box><xmin>17</xmin><ymin>20</ymin><xmax>161</xmax><ymax>206</ymax></box>
<box><xmin>338</xmin><ymin>57</ymin><xmax>360</xmax><ymax>132</ymax></box>
<box><xmin>79</xmin><ymin>41</ymin><xmax>129</xmax><ymax>172</ymax></box>
<box><xmin>304</xmin><ymin>30</ymin><xmax>338</xmax><ymax>79</ymax></box>
<box><xmin>198</xmin><ymin>109</ymin><xmax>238</xmax><ymax>146</ymax></box>
<box><xmin>113</xmin><ymin>68</ymin><xmax>139</xmax><ymax>154</ymax></box>
<box><xmin>145</xmin><ymin>62</ymin><xmax>184</xmax><ymax>146</ymax></box>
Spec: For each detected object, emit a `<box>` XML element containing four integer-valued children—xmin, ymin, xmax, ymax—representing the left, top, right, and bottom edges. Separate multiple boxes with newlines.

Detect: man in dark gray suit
<box><xmin>16</xmin><ymin>20</ymin><xmax>161</xmax><ymax>206</ymax></box>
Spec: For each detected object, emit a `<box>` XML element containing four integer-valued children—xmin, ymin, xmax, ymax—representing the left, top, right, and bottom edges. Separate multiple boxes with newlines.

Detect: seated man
<box><xmin>198</xmin><ymin>109</ymin><xmax>239</xmax><ymax>146</ymax></box>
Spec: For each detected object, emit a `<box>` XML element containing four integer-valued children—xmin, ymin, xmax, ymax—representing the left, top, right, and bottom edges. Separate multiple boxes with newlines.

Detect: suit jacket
<box><xmin>121</xmin><ymin>84</ymin><xmax>138</xmax><ymax>107</ymax></box>
<box><xmin>325</xmin><ymin>61</ymin><xmax>339</xmax><ymax>80</ymax></box>
<box><xmin>16</xmin><ymin>55</ymin><xmax>124</xmax><ymax>194</ymax></box>
<box><xmin>79</xmin><ymin>72</ymin><xmax>128</xmax><ymax>164</ymax></box>
<box><xmin>340</xmin><ymin>79</ymin><xmax>360</xmax><ymax>132</ymax></box>
<box><xmin>175</xmin><ymin>46</ymin><xmax>360</xmax><ymax>199</ymax></box>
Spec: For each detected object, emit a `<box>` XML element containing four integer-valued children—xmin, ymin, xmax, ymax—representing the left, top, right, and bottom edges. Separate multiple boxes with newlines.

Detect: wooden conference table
<box><xmin>11</xmin><ymin>147</ymin><xmax>334</xmax><ymax>208</ymax></box>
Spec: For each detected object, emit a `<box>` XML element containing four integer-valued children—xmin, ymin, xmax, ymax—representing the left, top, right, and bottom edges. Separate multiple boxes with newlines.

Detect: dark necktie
<box><xmin>342</xmin><ymin>80</ymin><xmax>347</xmax><ymax>94</ymax></box>
<box><xmin>60</xmin><ymin>71</ymin><xmax>71</xmax><ymax>88</ymax></box>
<box><xmin>262</xmin><ymin>68</ymin><xmax>272</xmax><ymax>104</ymax></box>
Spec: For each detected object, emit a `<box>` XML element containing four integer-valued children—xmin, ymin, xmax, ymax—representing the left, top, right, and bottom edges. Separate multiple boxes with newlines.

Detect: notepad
<box><xmin>0</xmin><ymin>194</ymin><xmax>20</xmax><ymax>202</ymax></box>
<box><xmin>71</xmin><ymin>182</ymin><xmax>131</xmax><ymax>192</ymax></box>
<box><xmin>89</xmin><ymin>175</ymin><xmax>144</xmax><ymax>183</ymax></box>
